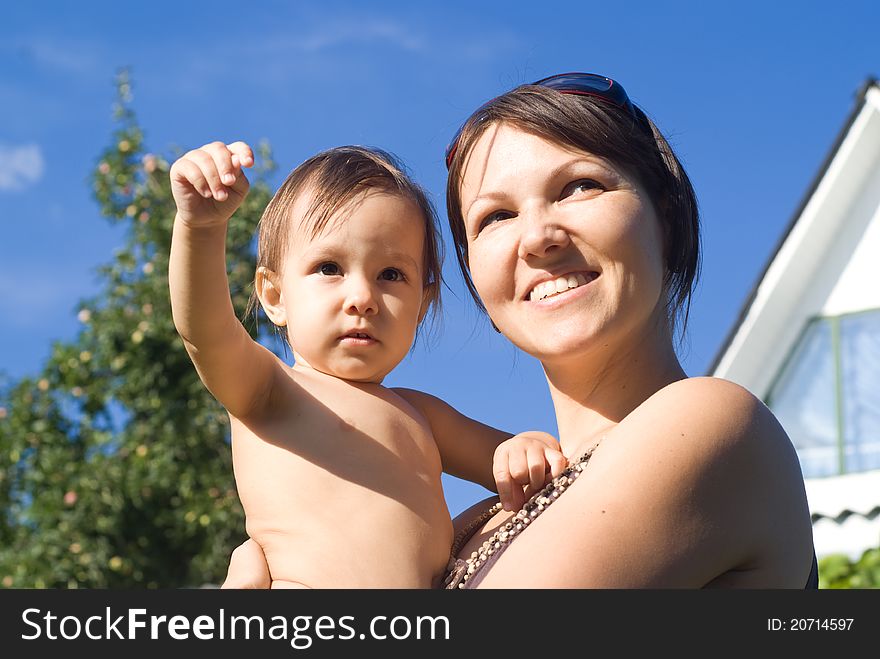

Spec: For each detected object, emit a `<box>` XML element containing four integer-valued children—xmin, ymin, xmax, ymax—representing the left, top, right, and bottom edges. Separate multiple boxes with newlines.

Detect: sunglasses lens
<box><xmin>535</xmin><ymin>73</ymin><xmax>629</xmax><ymax>107</ymax></box>
<box><xmin>445</xmin><ymin>129</ymin><xmax>462</xmax><ymax>167</ymax></box>
<box><xmin>536</xmin><ymin>73</ymin><xmax>613</xmax><ymax>94</ymax></box>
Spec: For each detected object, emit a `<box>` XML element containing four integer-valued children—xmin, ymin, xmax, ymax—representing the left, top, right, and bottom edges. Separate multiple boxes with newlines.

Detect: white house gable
<box><xmin>711</xmin><ymin>80</ymin><xmax>880</xmax><ymax>560</ymax></box>
<box><xmin>713</xmin><ymin>84</ymin><xmax>880</xmax><ymax>397</ymax></box>
<box><xmin>823</xmin><ymin>159</ymin><xmax>880</xmax><ymax>316</ymax></box>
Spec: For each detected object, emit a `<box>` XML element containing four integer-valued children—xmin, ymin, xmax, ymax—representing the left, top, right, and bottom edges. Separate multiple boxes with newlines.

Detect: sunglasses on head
<box><xmin>444</xmin><ymin>72</ymin><xmax>637</xmax><ymax>169</ymax></box>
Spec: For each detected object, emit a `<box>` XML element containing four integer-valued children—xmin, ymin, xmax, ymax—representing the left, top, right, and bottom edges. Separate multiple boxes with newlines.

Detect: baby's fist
<box><xmin>493</xmin><ymin>431</ymin><xmax>567</xmax><ymax>512</ymax></box>
<box><xmin>170</xmin><ymin>141</ymin><xmax>254</xmax><ymax>227</ymax></box>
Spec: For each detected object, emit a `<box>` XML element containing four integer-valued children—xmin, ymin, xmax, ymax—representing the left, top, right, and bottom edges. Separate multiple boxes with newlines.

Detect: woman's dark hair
<box><xmin>446</xmin><ymin>84</ymin><xmax>700</xmax><ymax>335</ymax></box>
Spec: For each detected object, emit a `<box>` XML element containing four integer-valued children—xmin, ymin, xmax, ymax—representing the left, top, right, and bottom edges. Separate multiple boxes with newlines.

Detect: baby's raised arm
<box><xmin>169</xmin><ymin>141</ymin><xmax>280</xmax><ymax>419</ymax></box>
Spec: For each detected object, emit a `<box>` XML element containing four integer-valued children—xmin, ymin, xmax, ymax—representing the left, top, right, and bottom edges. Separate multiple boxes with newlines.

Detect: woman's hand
<box><xmin>170</xmin><ymin>141</ymin><xmax>254</xmax><ymax>228</ymax></box>
<box><xmin>220</xmin><ymin>538</ymin><xmax>271</xmax><ymax>589</ymax></box>
<box><xmin>493</xmin><ymin>431</ymin><xmax>567</xmax><ymax>511</ymax></box>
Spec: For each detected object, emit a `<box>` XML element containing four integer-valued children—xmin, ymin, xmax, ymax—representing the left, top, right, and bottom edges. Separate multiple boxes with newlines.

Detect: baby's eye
<box><xmin>318</xmin><ymin>262</ymin><xmax>340</xmax><ymax>276</ymax></box>
<box><xmin>478</xmin><ymin>210</ymin><xmax>514</xmax><ymax>231</ymax></box>
<box><xmin>561</xmin><ymin>179</ymin><xmax>604</xmax><ymax>198</ymax></box>
<box><xmin>379</xmin><ymin>268</ymin><xmax>404</xmax><ymax>282</ymax></box>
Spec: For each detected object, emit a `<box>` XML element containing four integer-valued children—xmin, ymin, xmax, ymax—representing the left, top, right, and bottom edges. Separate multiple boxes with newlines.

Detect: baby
<box><xmin>168</xmin><ymin>141</ymin><xmax>566</xmax><ymax>588</ymax></box>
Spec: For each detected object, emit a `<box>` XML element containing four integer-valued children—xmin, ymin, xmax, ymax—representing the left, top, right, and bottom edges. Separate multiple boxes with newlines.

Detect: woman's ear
<box><xmin>255</xmin><ymin>267</ymin><xmax>287</xmax><ymax>327</ymax></box>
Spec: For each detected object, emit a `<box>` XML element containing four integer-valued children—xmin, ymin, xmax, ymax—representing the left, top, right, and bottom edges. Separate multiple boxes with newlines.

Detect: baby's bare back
<box><xmin>230</xmin><ymin>367</ymin><xmax>453</xmax><ymax>588</ymax></box>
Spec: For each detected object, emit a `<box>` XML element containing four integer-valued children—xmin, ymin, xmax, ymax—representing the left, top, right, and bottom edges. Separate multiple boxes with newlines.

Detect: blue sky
<box><xmin>1</xmin><ymin>0</ymin><xmax>878</xmax><ymax>515</ymax></box>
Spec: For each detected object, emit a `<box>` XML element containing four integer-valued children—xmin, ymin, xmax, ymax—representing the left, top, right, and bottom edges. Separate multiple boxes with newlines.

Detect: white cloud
<box><xmin>0</xmin><ymin>144</ymin><xmax>45</xmax><ymax>191</ymax></box>
<box><xmin>24</xmin><ymin>37</ymin><xmax>100</xmax><ymax>75</ymax></box>
<box><xmin>164</xmin><ymin>16</ymin><xmax>520</xmax><ymax>95</ymax></box>
<box><xmin>1</xmin><ymin>36</ymin><xmax>101</xmax><ymax>76</ymax></box>
<box><xmin>292</xmin><ymin>19</ymin><xmax>426</xmax><ymax>53</ymax></box>
<box><xmin>162</xmin><ymin>16</ymin><xmax>432</xmax><ymax>95</ymax></box>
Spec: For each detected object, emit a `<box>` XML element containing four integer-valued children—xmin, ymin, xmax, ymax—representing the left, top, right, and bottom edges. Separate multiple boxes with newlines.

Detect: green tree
<box><xmin>0</xmin><ymin>71</ymin><xmax>275</xmax><ymax>588</ymax></box>
<box><xmin>819</xmin><ymin>548</ymin><xmax>880</xmax><ymax>589</ymax></box>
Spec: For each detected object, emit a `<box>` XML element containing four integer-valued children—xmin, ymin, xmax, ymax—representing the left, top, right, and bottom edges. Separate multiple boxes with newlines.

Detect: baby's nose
<box><xmin>344</xmin><ymin>277</ymin><xmax>378</xmax><ymax>315</ymax></box>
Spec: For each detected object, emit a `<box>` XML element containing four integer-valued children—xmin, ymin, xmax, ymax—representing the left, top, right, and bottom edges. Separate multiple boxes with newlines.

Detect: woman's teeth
<box><xmin>529</xmin><ymin>273</ymin><xmax>595</xmax><ymax>301</ymax></box>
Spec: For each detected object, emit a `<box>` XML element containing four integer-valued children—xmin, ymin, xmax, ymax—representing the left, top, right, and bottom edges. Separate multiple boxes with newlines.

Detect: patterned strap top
<box><xmin>443</xmin><ymin>443</ymin><xmax>821</xmax><ymax>590</ymax></box>
<box><xmin>443</xmin><ymin>444</ymin><xmax>600</xmax><ymax>589</ymax></box>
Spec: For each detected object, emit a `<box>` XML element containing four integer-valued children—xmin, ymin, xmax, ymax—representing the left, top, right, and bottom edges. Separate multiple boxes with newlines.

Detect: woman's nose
<box><xmin>517</xmin><ymin>206</ymin><xmax>570</xmax><ymax>260</ymax></box>
<box><xmin>343</xmin><ymin>276</ymin><xmax>379</xmax><ymax>316</ymax></box>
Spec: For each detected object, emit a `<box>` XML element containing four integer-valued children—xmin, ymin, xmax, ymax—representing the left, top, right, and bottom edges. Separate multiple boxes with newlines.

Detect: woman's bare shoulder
<box><xmin>605</xmin><ymin>376</ymin><xmax>802</xmax><ymax>502</ymax></box>
<box><xmin>640</xmin><ymin>376</ymin><xmax>766</xmax><ymax>420</ymax></box>
<box><xmin>473</xmin><ymin>377</ymin><xmax>812</xmax><ymax>587</ymax></box>
<box><xmin>624</xmin><ymin>376</ymin><xmax>789</xmax><ymax>454</ymax></box>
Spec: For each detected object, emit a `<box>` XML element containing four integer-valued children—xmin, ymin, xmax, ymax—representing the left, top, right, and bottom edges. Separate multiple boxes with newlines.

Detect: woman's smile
<box><xmin>526</xmin><ymin>271</ymin><xmax>599</xmax><ymax>302</ymax></box>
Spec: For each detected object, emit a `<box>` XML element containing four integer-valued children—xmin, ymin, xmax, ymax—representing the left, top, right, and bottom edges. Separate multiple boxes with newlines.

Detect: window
<box><xmin>768</xmin><ymin>309</ymin><xmax>880</xmax><ymax>478</ymax></box>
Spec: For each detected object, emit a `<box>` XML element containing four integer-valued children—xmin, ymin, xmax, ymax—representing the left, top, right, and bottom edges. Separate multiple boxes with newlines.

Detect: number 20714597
<box><xmin>768</xmin><ymin>618</ymin><xmax>854</xmax><ymax>631</ymax></box>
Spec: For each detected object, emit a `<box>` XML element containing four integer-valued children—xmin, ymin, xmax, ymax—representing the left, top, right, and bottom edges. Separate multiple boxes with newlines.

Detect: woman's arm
<box><xmin>221</xmin><ymin>538</ymin><xmax>271</xmax><ymax>589</ymax></box>
<box><xmin>468</xmin><ymin>377</ymin><xmax>815</xmax><ymax>588</ymax></box>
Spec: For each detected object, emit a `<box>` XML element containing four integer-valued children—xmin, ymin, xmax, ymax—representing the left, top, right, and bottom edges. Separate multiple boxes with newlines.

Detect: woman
<box><xmin>223</xmin><ymin>72</ymin><xmax>818</xmax><ymax>588</ymax></box>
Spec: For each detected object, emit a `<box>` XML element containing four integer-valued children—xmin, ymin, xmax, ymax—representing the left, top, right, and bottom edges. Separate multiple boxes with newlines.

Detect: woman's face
<box><xmin>458</xmin><ymin>122</ymin><xmax>667</xmax><ymax>366</ymax></box>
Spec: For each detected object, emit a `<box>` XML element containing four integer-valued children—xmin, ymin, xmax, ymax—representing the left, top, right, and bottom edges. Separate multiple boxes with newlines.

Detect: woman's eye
<box><xmin>318</xmin><ymin>262</ymin><xmax>340</xmax><ymax>276</ymax></box>
<box><xmin>478</xmin><ymin>210</ymin><xmax>513</xmax><ymax>231</ymax></box>
<box><xmin>379</xmin><ymin>268</ymin><xmax>403</xmax><ymax>282</ymax></box>
<box><xmin>562</xmin><ymin>179</ymin><xmax>604</xmax><ymax>198</ymax></box>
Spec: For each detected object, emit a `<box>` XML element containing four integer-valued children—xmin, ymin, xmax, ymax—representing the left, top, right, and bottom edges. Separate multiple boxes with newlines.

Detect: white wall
<box><xmin>822</xmin><ymin>169</ymin><xmax>880</xmax><ymax>315</ymax></box>
<box><xmin>714</xmin><ymin>88</ymin><xmax>880</xmax><ymax>399</ymax></box>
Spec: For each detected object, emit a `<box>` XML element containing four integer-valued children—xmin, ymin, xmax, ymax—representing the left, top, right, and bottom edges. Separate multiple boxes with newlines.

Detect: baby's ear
<box><xmin>255</xmin><ymin>267</ymin><xmax>287</xmax><ymax>326</ymax></box>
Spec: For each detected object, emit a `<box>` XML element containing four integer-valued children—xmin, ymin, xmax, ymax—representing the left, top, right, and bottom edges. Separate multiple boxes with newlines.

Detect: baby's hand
<box><xmin>170</xmin><ymin>141</ymin><xmax>254</xmax><ymax>228</ymax></box>
<box><xmin>221</xmin><ymin>538</ymin><xmax>271</xmax><ymax>589</ymax></box>
<box><xmin>493</xmin><ymin>431</ymin><xmax>567</xmax><ymax>512</ymax></box>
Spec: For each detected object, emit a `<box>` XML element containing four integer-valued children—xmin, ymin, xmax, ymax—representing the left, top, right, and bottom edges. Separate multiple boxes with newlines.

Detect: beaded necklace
<box><xmin>443</xmin><ymin>442</ymin><xmax>601</xmax><ymax>589</ymax></box>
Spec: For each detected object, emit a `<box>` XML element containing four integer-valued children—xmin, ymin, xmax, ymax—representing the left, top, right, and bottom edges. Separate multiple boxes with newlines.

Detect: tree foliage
<box><xmin>819</xmin><ymin>548</ymin><xmax>880</xmax><ymax>589</ymax></box>
<box><xmin>0</xmin><ymin>71</ymin><xmax>275</xmax><ymax>588</ymax></box>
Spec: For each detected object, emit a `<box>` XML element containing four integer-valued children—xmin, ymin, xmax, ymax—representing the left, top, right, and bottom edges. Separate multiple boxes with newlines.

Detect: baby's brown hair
<box><xmin>246</xmin><ymin>146</ymin><xmax>443</xmax><ymax>345</ymax></box>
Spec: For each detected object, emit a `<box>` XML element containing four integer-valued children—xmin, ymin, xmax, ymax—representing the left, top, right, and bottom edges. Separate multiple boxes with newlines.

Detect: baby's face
<box><xmin>280</xmin><ymin>189</ymin><xmax>427</xmax><ymax>383</ymax></box>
